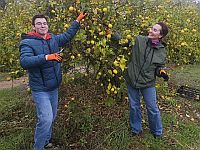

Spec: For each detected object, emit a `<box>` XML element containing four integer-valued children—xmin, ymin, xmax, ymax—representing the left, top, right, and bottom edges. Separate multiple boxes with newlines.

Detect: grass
<box><xmin>0</xmin><ymin>131</ymin><xmax>33</xmax><ymax>150</ymax></box>
<box><xmin>1</xmin><ymin>89</ymin><xmax>198</xmax><ymax>150</ymax></box>
<box><xmin>0</xmin><ymin>87</ymin><xmax>35</xmax><ymax>150</ymax></box>
<box><xmin>0</xmin><ymin>87</ymin><xmax>23</xmax><ymax>112</ymax></box>
<box><xmin>92</xmin><ymin>112</ymin><xmax>200</xmax><ymax>150</ymax></box>
<box><xmin>0</xmin><ymin>64</ymin><xmax>200</xmax><ymax>150</ymax></box>
<box><xmin>169</xmin><ymin>63</ymin><xmax>200</xmax><ymax>89</ymax></box>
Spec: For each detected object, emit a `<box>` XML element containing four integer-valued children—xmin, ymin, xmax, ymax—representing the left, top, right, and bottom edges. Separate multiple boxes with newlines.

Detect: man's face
<box><xmin>148</xmin><ymin>24</ymin><xmax>162</xmax><ymax>40</ymax></box>
<box><xmin>32</xmin><ymin>18</ymin><xmax>48</xmax><ymax>36</ymax></box>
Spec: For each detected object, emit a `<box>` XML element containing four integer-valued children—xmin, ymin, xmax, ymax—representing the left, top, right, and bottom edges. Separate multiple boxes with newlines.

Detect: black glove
<box><xmin>160</xmin><ymin>69</ymin><xmax>169</xmax><ymax>81</ymax></box>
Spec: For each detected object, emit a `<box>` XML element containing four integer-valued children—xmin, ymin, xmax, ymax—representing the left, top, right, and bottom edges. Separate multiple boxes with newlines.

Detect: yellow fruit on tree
<box><xmin>113</xmin><ymin>60</ymin><xmax>119</xmax><ymax>67</ymax></box>
<box><xmin>192</xmin><ymin>29</ymin><xmax>197</xmax><ymax>32</ymax></box>
<box><xmin>108</xmin><ymin>24</ymin><xmax>112</xmax><ymax>28</ymax></box>
<box><xmin>99</xmin><ymin>31</ymin><xmax>104</xmax><ymax>36</ymax></box>
<box><xmin>107</xmin><ymin>34</ymin><xmax>111</xmax><ymax>39</ymax></box>
<box><xmin>119</xmin><ymin>76</ymin><xmax>123</xmax><ymax>80</ymax></box>
<box><xmin>126</xmin><ymin>34</ymin><xmax>132</xmax><ymax>39</ymax></box>
<box><xmin>124</xmin><ymin>39</ymin><xmax>129</xmax><ymax>43</ymax></box>
<box><xmin>69</xmin><ymin>6</ymin><xmax>74</xmax><ymax>11</ymax></box>
<box><xmin>113</xmin><ymin>69</ymin><xmax>118</xmax><ymax>74</ymax></box>
<box><xmin>51</xmin><ymin>10</ymin><xmax>55</xmax><ymax>13</ymax></box>
<box><xmin>64</xmin><ymin>24</ymin><xmax>69</xmax><ymax>28</ymax></box>
<box><xmin>103</xmin><ymin>7</ymin><xmax>108</xmax><ymax>13</ymax></box>
<box><xmin>71</xmin><ymin>55</ymin><xmax>75</xmax><ymax>59</ymax></box>
<box><xmin>91</xmin><ymin>40</ymin><xmax>95</xmax><ymax>45</ymax></box>
<box><xmin>106</xmin><ymin>90</ymin><xmax>110</xmax><ymax>95</ymax></box>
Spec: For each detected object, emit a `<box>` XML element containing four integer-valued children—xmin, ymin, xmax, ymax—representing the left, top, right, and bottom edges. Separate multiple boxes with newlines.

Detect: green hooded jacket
<box><xmin>125</xmin><ymin>35</ymin><xmax>167</xmax><ymax>88</ymax></box>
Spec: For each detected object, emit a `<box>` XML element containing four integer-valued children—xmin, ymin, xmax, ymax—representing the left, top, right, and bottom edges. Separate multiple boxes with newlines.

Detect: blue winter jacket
<box><xmin>20</xmin><ymin>21</ymin><xmax>80</xmax><ymax>91</ymax></box>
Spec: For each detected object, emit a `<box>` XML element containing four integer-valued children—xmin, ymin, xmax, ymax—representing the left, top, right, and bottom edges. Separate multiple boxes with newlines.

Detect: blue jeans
<box><xmin>128</xmin><ymin>85</ymin><xmax>162</xmax><ymax>136</ymax></box>
<box><xmin>32</xmin><ymin>88</ymin><xmax>58</xmax><ymax>150</ymax></box>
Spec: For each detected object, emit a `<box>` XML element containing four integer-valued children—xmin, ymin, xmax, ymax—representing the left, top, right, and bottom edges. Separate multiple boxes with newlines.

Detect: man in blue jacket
<box><xmin>20</xmin><ymin>12</ymin><xmax>87</xmax><ymax>150</ymax></box>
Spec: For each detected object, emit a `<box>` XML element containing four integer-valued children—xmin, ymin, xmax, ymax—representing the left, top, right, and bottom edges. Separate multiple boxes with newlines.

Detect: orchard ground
<box><xmin>0</xmin><ymin>63</ymin><xmax>200</xmax><ymax>150</ymax></box>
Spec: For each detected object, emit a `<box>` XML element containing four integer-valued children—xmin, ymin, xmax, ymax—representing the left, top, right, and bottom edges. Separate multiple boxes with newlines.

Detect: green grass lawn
<box><xmin>0</xmin><ymin>87</ymin><xmax>35</xmax><ymax>150</ymax></box>
<box><xmin>169</xmin><ymin>63</ymin><xmax>200</xmax><ymax>89</ymax></box>
<box><xmin>0</xmin><ymin>64</ymin><xmax>200</xmax><ymax>150</ymax></box>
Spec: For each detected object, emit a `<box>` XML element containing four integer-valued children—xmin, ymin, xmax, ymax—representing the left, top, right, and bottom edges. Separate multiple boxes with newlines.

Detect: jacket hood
<box><xmin>21</xmin><ymin>31</ymin><xmax>52</xmax><ymax>40</ymax></box>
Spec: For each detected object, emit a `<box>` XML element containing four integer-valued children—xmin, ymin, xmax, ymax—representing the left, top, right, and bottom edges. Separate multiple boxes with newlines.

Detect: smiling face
<box><xmin>32</xmin><ymin>18</ymin><xmax>48</xmax><ymax>37</ymax></box>
<box><xmin>148</xmin><ymin>24</ymin><xmax>162</xmax><ymax>40</ymax></box>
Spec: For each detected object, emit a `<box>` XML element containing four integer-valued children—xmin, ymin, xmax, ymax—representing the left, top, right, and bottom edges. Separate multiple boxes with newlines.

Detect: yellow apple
<box><xmin>108</xmin><ymin>24</ymin><xmax>112</xmax><ymax>28</ymax></box>
<box><xmin>71</xmin><ymin>55</ymin><xmax>75</xmax><ymax>59</ymax></box>
<box><xmin>91</xmin><ymin>40</ymin><xmax>95</xmax><ymax>45</ymax></box>
<box><xmin>103</xmin><ymin>7</ymin><xmax>108</xmax><ymax>13</ymax></box>
<box><xmin>107</xmin><ymin>34</ymin><xmax>111</xmax><ymax>39</ymax></box>
<box><xmin>69</xmin><ymin>6</ymin><xmax>74</xmax><ymax>11</ymax></box>
<box><xmin>126</xmin><ymin>34</ymin><xmax>132</xmax><ymax>39</ymax></box>
<box><xmin>113</xmin><ymin>69</ymin><xmax>118</xmax><ymax>74</ymax></box>
<box><xmin>64</xmin><ymin>24</ymin><xmax>69</xmax><ymax>28</ymax></box>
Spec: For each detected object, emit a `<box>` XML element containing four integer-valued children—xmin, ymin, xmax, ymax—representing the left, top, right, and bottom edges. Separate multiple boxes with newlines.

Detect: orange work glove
<box><xmin>76</xmin><ymin>12</ymin><xmax>87</xmax><ymax>22</ymax></box>
<box><xmin>46</xmin><ymin>53</ymin><xmax>62</xmax><ymax>62</ymax></box>
<box><xmin>159</xmin><ymin>69</ymin><xmax>169</xmax><ymax>81</ymax></box>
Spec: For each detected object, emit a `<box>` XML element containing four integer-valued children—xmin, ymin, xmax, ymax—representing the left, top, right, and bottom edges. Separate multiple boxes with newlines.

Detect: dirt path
<box><xmin>0</xmin><ymin>66</ymin><xmax>87</xmax><ymax>90</ymax></box>
<box><xmin>0</xmin><ymin>77</ymin><xmax>28</xmax><ymax>90</ymax></box>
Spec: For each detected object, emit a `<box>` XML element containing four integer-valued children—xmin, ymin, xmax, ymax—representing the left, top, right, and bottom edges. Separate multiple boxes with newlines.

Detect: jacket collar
<box><xmin>27</xmin><ymin>31</ymin><xmax>52</xmax><ymax>40</ymax></box>
<box><xmin>148</xmin><ymin>38</ymin><xmax>165</xmax><ymax>49</ymax></box>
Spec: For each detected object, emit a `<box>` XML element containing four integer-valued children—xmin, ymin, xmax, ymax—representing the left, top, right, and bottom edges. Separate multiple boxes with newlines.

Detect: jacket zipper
<box><xmin>47</xmin><ymin>40</ymin><xmax>59</xmax><ymax>86</ymax></box>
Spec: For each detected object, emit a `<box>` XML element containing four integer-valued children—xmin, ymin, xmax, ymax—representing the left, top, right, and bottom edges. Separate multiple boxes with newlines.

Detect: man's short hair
<box><xmin>32</xmin><ymin>14</ymin><xmax>48</xmax><ymax>26</ymax></box>
<box><xmin>157</xmin><ymin>22</ymin><xmax>169</xmax><ymax>38</ymax></box>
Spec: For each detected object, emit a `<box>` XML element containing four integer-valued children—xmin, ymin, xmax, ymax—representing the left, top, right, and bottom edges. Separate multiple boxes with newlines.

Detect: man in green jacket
<box><xmin>126</xmin><ymin>22</ymin><xmax>169</xmax><ymax>138</ymax></box>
